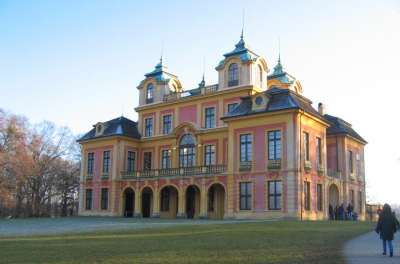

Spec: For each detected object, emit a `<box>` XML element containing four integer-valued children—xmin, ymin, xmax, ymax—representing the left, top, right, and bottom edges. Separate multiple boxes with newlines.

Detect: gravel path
<box><xmin>0</xmin><ymin>217</ymin><xmax>268</xmax><ymax>237</ymax></box>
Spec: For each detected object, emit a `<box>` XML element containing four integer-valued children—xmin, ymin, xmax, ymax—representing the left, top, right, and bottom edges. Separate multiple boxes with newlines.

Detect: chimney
<box><xmin>318</xmin><ymin>103</ymin><xmax>326</xmax><ymax>115</ymax></box>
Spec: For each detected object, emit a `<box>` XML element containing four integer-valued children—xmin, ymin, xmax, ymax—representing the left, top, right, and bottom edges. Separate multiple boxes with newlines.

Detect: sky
<box><xmin>1</xmin><ymin>0</ymin><xmax>400</xmax><ymax>205</ymax></box>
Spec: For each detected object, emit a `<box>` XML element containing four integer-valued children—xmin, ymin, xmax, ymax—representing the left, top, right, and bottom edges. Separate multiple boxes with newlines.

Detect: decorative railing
<box><xmin>327</xmin><ymin>168</ymin><xmax>339</xmax><ymax>178</ymax></box>
<box><xmin>204</xmin><ymin>84</ymin><xmax>218</xmax><ymax>94</ymax></box>
<box><xmin>228</xmin><ymin>80</ymin><xmax>238</xmax><ymax>87</ymax></box>
<box><xmin>357</xmin><ymin>176</ymin><xmax>363</xmax><ymax>183</ymax></box>
<box><xmin>101</xmin><ymin>173</ymin><xmax>109</xmax><ymax>180</ymax></box>
<box><xmin>121</xmin><ymin>164</ymin><xmax>227</xmax><ymax>179</ymax></box>
<box><xmin>239</xmin><ymin>161</ymin><xmax>252</xmax><ymax>172</ymax></box>
<box><xmin>317</xmin><ymin>164</ymin><xmax>324</xmax><ymax>176</ymax></box>
<box><xmin>86</xmin><ymin>174</ymin><xmax>94</xmax><ymax>181</ymax></box>
<box><xmin>267</xmin><ymin>159</ymin><xmax>281</xmax><ymax>170</ymax></box>
<box><xmin>146</xmin><ymin>98</ymin><xmax>153</xmax><ymax>104</ymax></box>
<box><xmin>304</xmin><ymin>160</ymin><xmax>312</xmax><ymax>173</ymax></box>
<box><xmin>163</xmin><ymin>84</ymin><xmax>219</xmax><ymax>102</ymax></box>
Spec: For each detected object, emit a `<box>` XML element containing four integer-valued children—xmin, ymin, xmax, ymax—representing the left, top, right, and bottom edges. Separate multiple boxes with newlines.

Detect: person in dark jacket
<box><xmin>329</xmin><ymin>204</ymin><xmax>333</xmax><ymax>220</ymax></box>
<box><xmin>375</xmin><ymin>203</ymin><xmax>397</xmax><ymax>257</ymax></box>
<box><xmin>347</xmin><ymin>203</ymin><xmax>353</xmax><ymax>220</ymax></box>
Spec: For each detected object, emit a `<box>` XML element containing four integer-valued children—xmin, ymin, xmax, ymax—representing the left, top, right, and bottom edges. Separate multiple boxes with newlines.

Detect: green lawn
<box><xmin>1</xmin><ymin>220</ymin><xmax>375</xmax><ymax>263</ymax></box>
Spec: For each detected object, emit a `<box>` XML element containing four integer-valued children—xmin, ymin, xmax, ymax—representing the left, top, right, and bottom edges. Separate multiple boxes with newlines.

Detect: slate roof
<box><xmin>217</xmin><ymin>31</ymin><xmax>260</xmax><ymax>68</ymax></box>
<box><xmin>323</xmin><ymin>114</ymin><xmax>367</xmax><ymax>143</ymax></box>
<box><xmin>78</xmin><ymin>116</ymin><xmax>141</xmax><ymax>141</ymax></box>
<box><xmin>221</xmin><ymin>86</ymin><xmax>322</xmax><ymax>119</ymax></box>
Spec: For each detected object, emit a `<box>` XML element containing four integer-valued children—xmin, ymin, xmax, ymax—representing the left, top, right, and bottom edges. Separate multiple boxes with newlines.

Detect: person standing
<box><xmin>347</xmin><ymin>203</ymin><xmax>353</xmax><ymax>220</ymax></box>
<box><xmin>377</xmin><ymin>206</ymin><xmax>382</xmax><ymax>215</ymax></box>
<box><xmin>375</xmin><ymin>203</ymin><xmax>397</xmax><ymax>257</ymax></box>
<box><xmin>334</xmin><ymin>205</ymin><xmax>339</xmax><ymax>220</ymax></box>
<box><xmin>339</xmin><ymin>203</ymin><xmax>345</xmax><ymax>220</ymax></box>
<box><xmin>329</xmin><ymin>204</ymin><xmax>333</xmax><ymax>220</ymax></box>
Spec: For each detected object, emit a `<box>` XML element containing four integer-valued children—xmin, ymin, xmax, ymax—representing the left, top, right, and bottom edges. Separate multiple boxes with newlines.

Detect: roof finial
<box><xmin>278</xmin><ymin>35</ymin><xmax>281</xmax><ymax>63</ymax></box>
<box><xmin>122</xmin><ymin>102</ymin><xmax>124</xmax><ymax>117</ymax></box>
<box><xmin>203</xmin><ymin>54</ymin><xmax>205</xmax><ymax>79</ymax></box>
<box><xmin>241</xmin><ymin>9</ymin><xmax>245</xmax><ymax>39</ymax></box>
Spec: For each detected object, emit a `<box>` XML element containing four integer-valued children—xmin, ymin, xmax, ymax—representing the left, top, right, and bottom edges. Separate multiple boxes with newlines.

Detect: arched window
<box><xmin>146</xmin><ymin>83</ymin><xmax>154</xmax><ymax>103</ymax></box>
<box><xmin>179</xmin><ymin>134</ymin><xmax>196</xmax><ymax>167</ymax></box>
<box><xmin>228</xmin><ymin>63</ymin><xmax>238</xmax><ymax>87</ymax></box>
<box><xmin>256</xmin><ymin>65</ymin><xmax>262</xmax><ymax>88</ymax></box>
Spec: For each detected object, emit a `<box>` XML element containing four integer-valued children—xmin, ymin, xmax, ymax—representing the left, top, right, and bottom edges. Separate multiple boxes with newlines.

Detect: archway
<box><xmin>329</xmin><ymin>183</ymin><xmax>340</xmax><ymax>217</ymax></box>
<box><xmin>141</xmin><ymin>187</ymin><xmax>153</xmax><ymax>218</ymax></box>
<box><xmin>123</xmin><ymin>187</ymin><xmax>135</xmax><ymax>217</ymax></box>
<box><xmin>207</xmin><ymin>183</ymin><xmax>226</xmax><ymax>219</ymax></box>
<box><xmin>159</xmin><ymin>186</ymin><xmax>179</xmax><ymax>219</ymax></box>
<box><xmin>186</xmin><ymin>185</ymin><xmax>200</xmax><ymax>219</ymax></box>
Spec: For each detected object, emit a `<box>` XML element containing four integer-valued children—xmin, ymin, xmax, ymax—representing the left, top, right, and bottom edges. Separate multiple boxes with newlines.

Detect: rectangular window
<box><xmin>228</xmin><ymin>103</ymin><xmax>238</xmax><ymax>113</ymax></box>
<box><xmin>358</xmin><ymin>191</ymin><xmax>362</xmax><ymax>213</ymax></box>
<box><xmin>240</xmin><ymin>134</ymin><xmax>252</xmax><ymax>162</ymax></box>
<box><xmin>127</xmin><ymin>151</ymin><xmax>135</xmax><ymax>172</ymax></box>
<box><xmin>161</xmin><ymin>189</ymin><xmax>170</xmax><ymax>211</ymax></box>
<box><xmin>303</xmin><ymin>132</ymin><xmax>309</xmax><ymax>161</ymax></box>
<box><xmin>101</xmin><ymin>188</ymin><xmax>108</xmax><ymax>210</ymax></box>
<box><xmin>316</xmin><ymin>137</ymin><xmax>321</xmax><ymax>165</ymax></box>
<box><xmin>162</xmin><ymin>150</ymin><xmax>170</xmax><ymax>169</ymax></box>
<box><xmin>304</xmin><ymin>182</ymin><xmax>310</xmax><ymax>210</ymax></box>
<box><xmin>103</xmin><ymin>151</ymin><xmax>110</xmax><ymax>173</ymax></box>
<box><xmin>317</xmin><ymin>184</ymin><xmax>322</xmax><ymax>211</ymax></box>
<box><xmin>205</xmin><ymin>145</ymin><xmax>215</xmax><ymax>166</ymax></box>
<box><xmin>205</xmin><ymin>107</ymin><xmax>215</xmax><ymax>128</ymax></box>
<box><xmin>145</xmin><ymin>118</ymin><xmax>153</xmax><ymax>137</ymax></box>
<box><xmin>87</xmin><ymin>153</ymin><xmax>94</xmax><ymax>174</ymax></box>
<box><xmin>240</xmin><ymin>182</ymin><xmax>252</xmax><ymax>210</ymax></box>
<box><xmin>85</xmin><ymin>189</ymin><xmax>92</xmax><ymax>210</ymax></box>
<box><xmin>348</xmin><ymin>150</ymin><xmax>353</xmax><ymax>174</ymax></box>
<box><xmin>268</xmin><ymin>131</ymin><xmax>281</xmax><ymax>160</ymax></box>
<box><xmin>144</xmin><ymin>152</ymin><xmax>152</xmax><ymax>170</ymax></box>
<box><xmin>356</xmin><ymin>154</ymin><xmax>361</xmax><ymax>176</ymax></box>
<box><xmin>208</xmin><ymin>186</ymin><xmax>215</xmax><ymax>211</ymax></box>
<box><xmin>163</xmin><ymin>115</ymin><xmax>171</xmax><ymax>134</ymax></box>
<box><xmin>268</xmin><ymin>181</ymin><xmax>282</xmax><ymax>210</ymax></box>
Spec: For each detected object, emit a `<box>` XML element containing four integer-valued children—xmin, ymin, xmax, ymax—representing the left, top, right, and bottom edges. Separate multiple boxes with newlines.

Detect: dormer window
<box><xmin>95</xmin><ymin>122</ymin><xmax>109</xmax><ymax>136</ymax></box>
<box><xmin>228</xmin><ymin>63</ymin><xmax>238</xmax><ymax>87</ymax></box>
<box><xmin>147</xmin><ymin>83</ymin><xmax>154</xmax><ymax>104</ymax></box>
<box><xmin>251</xmin><ymin>93</ymin><xmax>270</xmax><ymax>111</ymax></box>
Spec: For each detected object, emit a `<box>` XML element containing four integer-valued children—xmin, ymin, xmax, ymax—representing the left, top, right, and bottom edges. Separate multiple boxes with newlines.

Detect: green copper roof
<box><xmin>142</xmin><ymin>55</ymin><xmax>178</xmax><ymax>85</ymax></box>
<box><xmin>217</xmin><ymin>31</ymin><xmax>260</xmax><ymax>67</ymax></box>
<box><xmin>267</xmin><ymin>55</ymin><xmax>296</xmax><ymax>85</ymax></box>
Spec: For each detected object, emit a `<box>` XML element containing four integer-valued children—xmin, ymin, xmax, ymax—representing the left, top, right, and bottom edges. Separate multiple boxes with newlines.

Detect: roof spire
<box><xmin>278</xmin><ymin>36</ymin><xmax>281</xmax><ymax>63</ymax></box>
<box><xmin>241</xmin><ymin>9</ymin><xmax>245</xmax><ymax>39</ymax></box>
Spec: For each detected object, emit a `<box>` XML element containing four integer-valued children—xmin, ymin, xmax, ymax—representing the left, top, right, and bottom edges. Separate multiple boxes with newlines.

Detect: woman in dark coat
<box><xmin>375</xmin><ymin>203</ymin><xmax>397</xmax><ymax>257</ymax></box>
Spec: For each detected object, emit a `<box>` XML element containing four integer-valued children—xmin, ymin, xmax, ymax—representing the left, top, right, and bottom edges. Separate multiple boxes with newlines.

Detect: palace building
<box><xmin>77</xmin><ymin>32</ymin><xmax>367</xmax><ymax>220</ymax></box>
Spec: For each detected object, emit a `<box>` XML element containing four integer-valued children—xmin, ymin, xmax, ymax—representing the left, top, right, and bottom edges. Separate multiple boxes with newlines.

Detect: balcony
<box><xmin>121</xmin><ymin>164</ymin><xmax>227</xmax><ymax>179</ymax></box>
<box><xmin>357</xmin><ymin>176</ymin><xmax>363</xmax><ymax>183</ymax></box>
<box><xmin>267</xmin><ymin>159</ymin><xmax>281</xmax><ymax>170</ymax></box>
<box><xmin>317</xmin><ymin>164</ymin><xmax>324</xmax><ymax>176</ymax></box>
<box><xmin>101</xmin><ymin>173</ymin><xmax>109</xmax><ymax>180</ymax></box>
<box><xmin>228</xmin><ymin>80</ymin><xmax>238</xmax><ymax>87</ymax></box>
<box><xmin>163</xmin><ymin>84</ymin><xmax>219</xmax><ymax>102</ymax></box>
<box><xmin>304</xmin><ymin>160</ymin><xmax>312</xmax><ymax>173</ymax></box>
<box><xmin>239</xmin><ymin>161</ymin><xmax>252</xmax><ymax>172</ymax></box>
<box><xmin>86</xmin><ymin>174</ymin><xmax>93</xmax><ymax>181</ymax></box>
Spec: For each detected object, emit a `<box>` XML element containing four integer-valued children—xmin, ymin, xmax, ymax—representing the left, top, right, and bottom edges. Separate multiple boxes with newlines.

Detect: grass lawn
<box><xmin>0</xmin><ymin>219</ymin><xmax>375</xmax><ymax>263</ymax></box>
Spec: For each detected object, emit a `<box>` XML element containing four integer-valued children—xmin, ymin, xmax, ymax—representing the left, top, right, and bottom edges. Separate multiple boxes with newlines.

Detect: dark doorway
<box><xmin>125</xmin><ymin>193</ymin><xmax>134</xmax><ymax>217</ymax></box>
<box><xmin>142</xmin><ymin>194</ymin><xmax>151</xmax><ymax>218</ymax></box>
<box><xmin>186</xmin><ymin>186</ymin><xmax>195</xmax><ymax>219</ymax></box>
